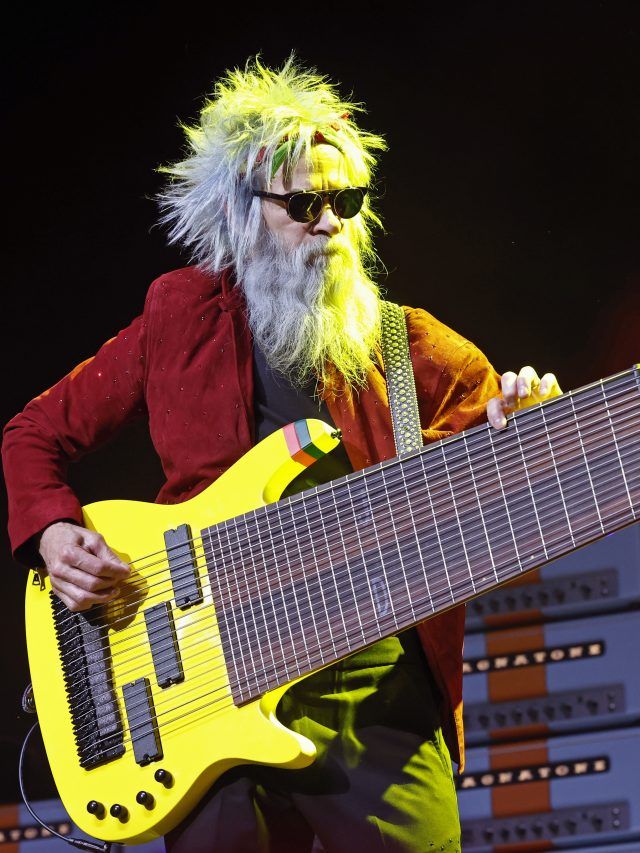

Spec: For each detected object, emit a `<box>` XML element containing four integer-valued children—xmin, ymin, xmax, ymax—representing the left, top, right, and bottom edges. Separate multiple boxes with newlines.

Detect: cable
<box><xmin>18</xmin><ymin>714</ymin><xmax>112</xmax><ymax>853</ymax></box>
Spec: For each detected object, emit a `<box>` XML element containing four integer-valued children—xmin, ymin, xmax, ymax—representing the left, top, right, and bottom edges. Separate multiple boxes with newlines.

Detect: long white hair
<box><xmin>158</xmin><ymin>55</ymin><xmax>387</xmax><ymax>281</ymax></box>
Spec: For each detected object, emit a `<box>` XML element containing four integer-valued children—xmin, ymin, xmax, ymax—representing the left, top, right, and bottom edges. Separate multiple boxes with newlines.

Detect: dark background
<box><xmin>2</xmin><ymin>1</ymin><xmax>639</xmax><ymax>800</ymax></box>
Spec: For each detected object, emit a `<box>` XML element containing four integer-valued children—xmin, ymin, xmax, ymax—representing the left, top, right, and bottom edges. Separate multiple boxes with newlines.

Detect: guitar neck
<box><xmin>204</xmin><ymin>368</ymin><xmax>640</xmax><ymax>705</ymax></box>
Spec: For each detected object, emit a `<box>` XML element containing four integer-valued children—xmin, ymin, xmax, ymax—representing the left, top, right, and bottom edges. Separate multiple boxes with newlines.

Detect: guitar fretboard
<box><xmin>203</xmin><ymin>368</ymin><xmax>640</xmax><ymax>704</ymax></box>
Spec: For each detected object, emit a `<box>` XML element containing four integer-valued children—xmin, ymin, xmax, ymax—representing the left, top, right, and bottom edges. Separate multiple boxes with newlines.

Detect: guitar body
<box><xmin>25</xmin><ymin>419</ymin><xmax>339</xmax><ymax>844</ymax></box>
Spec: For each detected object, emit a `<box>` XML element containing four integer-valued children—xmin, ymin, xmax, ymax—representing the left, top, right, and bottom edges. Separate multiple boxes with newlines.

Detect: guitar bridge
<box><xmin>52</xmin><ymin>595</ymin><xmax>125</xmax><ymax>769</ymax></box>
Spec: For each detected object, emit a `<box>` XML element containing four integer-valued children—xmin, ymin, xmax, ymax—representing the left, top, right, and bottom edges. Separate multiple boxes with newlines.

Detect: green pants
<box><xmin>166</xmin><ymin>631</ymin><xmax>461</xmax><ymax>853</ymax></box>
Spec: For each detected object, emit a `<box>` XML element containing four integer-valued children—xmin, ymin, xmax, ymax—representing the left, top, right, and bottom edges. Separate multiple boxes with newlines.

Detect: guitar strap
<box><xmin>379</xmin><ymin>301</ymin><xmax>423</xmax><ymax>455</ymax></box>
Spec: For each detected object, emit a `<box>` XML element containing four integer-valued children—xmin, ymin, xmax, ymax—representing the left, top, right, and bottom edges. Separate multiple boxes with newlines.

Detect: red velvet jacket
<box><xmin>2</xmin><ymin>266</ymin><xmax>500</xmax><ymax>770</ymax></box>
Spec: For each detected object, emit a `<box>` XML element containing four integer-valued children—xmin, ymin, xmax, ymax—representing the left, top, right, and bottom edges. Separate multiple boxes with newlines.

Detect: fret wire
<box><xmin>224</xmin><ymin>514</ymin><xmax>265</xmax><ymax>697</ymax></box>
<box><xmin>342</xmin><ymin>470</ymin><xmax>384</xmax><ymax>641</ymax></box>
<box><xmin>418</xmin><ymin>453</ymin><xmax>455</xmax><ymax>603</ymax></box>
<box><xmin>271</xmin><ymin>499</ymin><xmax>314</xmax><ymax>671</ymax></box>
<box><xmin>358</xmin><ymin>471</ymin><xmax>400</xmax><ymax>632</ymax></box>
<box><xmin>461</xmin><ymin>431</ymin><xmax>501</xmax><ymax>582</ymax></box>
<box><xmin>213</xmin><ymin>521</ymin><xmax>253</xmax><ymax>700</ymax></box>
<box><xmin>600</xmin><ymin>379</ymin><xmax>636</xmax><ymax>517</ymax></box>
<box><xmin>298</xmin><ymin>488</ymin><xmax>341</xmax><ymax>659</ymax></box>
<box><xmin>569</xmin><ymin>394</ymin><xmax>606</xmax><ymax>534</ymax></box>
<box><xmin>241</xmin><ymin>508</ymin><xmax>293</xmax><ymax>681</ymax></box>
<box><xmin>310</xmin><ymin>485</ymin><xmax>354</xmax><ymax>651</ymax></box>
<box><xmin>378</xmin><ymin>461</ymin><xmax>418</xmax><ymax>625</ymax></box>
<box><xmin>541</xmin><ymin>398</ymin><xmax>603</xmax><ymax>537</ymax></box>
<box><xmin>328</xmin><ymin>476</ymin><xmax>368</xmax><ymax>645</ymax></box>
<box><xmin>205</xmin><ymin>529</ymin><xmax>242</xmax><ymax>697</ymax></box>
<box><xmin>280</xmin><ymin>496</ymin><xmax>326</xmax><ymax>668</ymax></box>
<box><xmin>438</xmin><ymin>442</ymin><xmax>477</xmax><ymax>594</ymax></box>
<box><xmin>510</xmin><ymin>415</ymin><xmax>549</xmax><ymax>560</ymax></box>
<box><xmin>395</xmin><ymin>443</ymin><xmax>436</xmax><ymax>615</ymax></box>
<box><xmin>485</xmin><ymin>421</ymin><xmax>523</xmax><ymax>571</ymax></box>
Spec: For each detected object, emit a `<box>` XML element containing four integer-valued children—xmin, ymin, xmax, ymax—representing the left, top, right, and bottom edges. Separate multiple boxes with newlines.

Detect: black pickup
<box><xmin>144</xmin><ymin>602</ymin><xmax>184</xmax><ymax>688</ymax></box>
<box><xmin>164</xmin><ymin>524</ymin><xmax>203</xmax><ymax>609</ymax></box>
<box><xmin>122</xmin><ymin>677</ymin><xmax>162</xmax><ymax>766</ymax></box>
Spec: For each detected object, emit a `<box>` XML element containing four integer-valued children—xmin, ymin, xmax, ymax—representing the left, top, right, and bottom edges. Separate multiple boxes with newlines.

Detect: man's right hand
<box><xmin>38</xmin><ymin>521</ymin><xmax>130</xmax><ymax>612</ymax></box>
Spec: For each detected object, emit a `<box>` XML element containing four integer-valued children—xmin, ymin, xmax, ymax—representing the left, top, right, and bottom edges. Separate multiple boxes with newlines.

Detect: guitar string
<box><xmin>83</xmin><ymin>491</ymin><xmax>640</xmax><ymax>750</ymax></box>
<box><xmin>51</xmin><ymin>371</ymin><xmax>640</xmax><ymax>613</ymax></box>
<box><xmin>55</xmin><ymin>376</ymin><xmax>640</xmax><ymax>724</ymax></box>
<box><xmin>56</xmin><ymin>392</ymin><xmax>640</xmax><ymax>684</ymax></box>
<box><xmin>52</xmin><ymin>370</ymin><xmax>636</xmax><ymax>644</ymax></box>
<box><xmin>66</xmin><ymin>432</ymin><xmax>640</xmax><ymax>732</ymax></box>
<box><xmin>71</xmin><ymin>462</ymin><xmax>640</xmax><ymax>748</ymax></box>
<box><xmin>90</xmin><ymin>406</ymin><xmax>640</xmax><ymax>732</ymax></box>
<box><xmin>60</xmin><ymin>440</ymin><xmax>640</xmax><ymax>720</ymax></box>
<box><xmin>56</xmin><ymin>396</ymin><xmax>640</xmax><ymax>688</ymax></box>
<box><xmin>65</xmin><ymin>446</ymin><xmax>640</xmax><ymax>740</ymax></box>
<box><xmin>56</xmin><ymin>387</ymin><xmax>640</xmax><ymax>663</ymax></box>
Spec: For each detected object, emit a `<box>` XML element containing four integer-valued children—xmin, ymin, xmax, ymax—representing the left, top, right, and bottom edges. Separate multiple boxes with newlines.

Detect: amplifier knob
<box><xmin>86</xmin><ymin>801</ymin><xmax>104</xmax><ymax>818</ymax></box>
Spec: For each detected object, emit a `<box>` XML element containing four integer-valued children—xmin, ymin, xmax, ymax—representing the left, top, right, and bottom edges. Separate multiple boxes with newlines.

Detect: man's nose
<box><xmin>312</xmin><ymin>203</ymin><xmax>343</xmax><ymax>236</ymax></box>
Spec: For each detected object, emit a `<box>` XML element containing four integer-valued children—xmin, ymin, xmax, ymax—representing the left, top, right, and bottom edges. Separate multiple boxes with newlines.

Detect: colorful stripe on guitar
<box><xmin>282</xmin><ymin>420</ymin><xmax>327</xmax><ymax>467</ymax></box>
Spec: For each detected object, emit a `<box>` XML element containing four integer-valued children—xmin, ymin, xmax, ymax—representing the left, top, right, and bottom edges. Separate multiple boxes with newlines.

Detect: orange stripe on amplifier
<box><xmin>487</xmin><ymin>625</ymin><xmax>548</xmax><ymax>704</ymax></box>
<box><xmin>490</xmin><ymin>742</ymin><xmax>551</xmax><ymax>818</ymax></box>
<box><xmin>0</xmin><ymin>801</ymin><xmax>21</xmax><ymax>853</ymax></box>
<box><xmin>494</xmin><ymin>840</ymin><xmax>552</xmax><ymax>852</ymax></box>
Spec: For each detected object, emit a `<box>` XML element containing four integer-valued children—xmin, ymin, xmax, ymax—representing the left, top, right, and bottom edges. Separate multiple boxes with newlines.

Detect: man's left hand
<box><xmin>487</xmin><ymin>366</ymin><xmax>562</xmax><ymax>430</ymax></box>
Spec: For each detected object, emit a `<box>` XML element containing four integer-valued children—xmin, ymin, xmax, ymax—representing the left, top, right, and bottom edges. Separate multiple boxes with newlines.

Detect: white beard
<box><xmin>239</xmin><ymin>227</ymin><xmax>381</xmax><ymax>390</ymax></box>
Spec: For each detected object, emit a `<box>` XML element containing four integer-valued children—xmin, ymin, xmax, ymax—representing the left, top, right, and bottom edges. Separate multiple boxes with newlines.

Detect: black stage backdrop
<box><xmin>2</xmin><ymin>1</ymin><xmax>639</xmax><ymax>800</ymax></box>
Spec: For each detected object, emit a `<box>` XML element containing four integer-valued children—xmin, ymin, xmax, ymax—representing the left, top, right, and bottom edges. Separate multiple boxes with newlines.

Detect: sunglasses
<box><xmin>252</xmin><ymin>186</ymin><xmax>367</xmax><ymax>223</ymax></box>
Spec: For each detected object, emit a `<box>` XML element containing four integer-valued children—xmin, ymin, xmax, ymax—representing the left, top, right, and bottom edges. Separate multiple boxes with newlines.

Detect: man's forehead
<box><xmin>277</xmin><ymin>144</ymin><xmax>349</xmax><ymax>190</ymax></box>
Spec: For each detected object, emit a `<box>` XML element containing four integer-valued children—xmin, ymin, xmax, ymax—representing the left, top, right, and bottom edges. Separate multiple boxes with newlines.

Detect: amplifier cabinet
<box><xmin>466</xmin><ymin>522</ymin><xmax>640</xmax><ymax>632</ymax></box>
<box><xmin>458</xmin><ymin>727</ymin><xmax>640</xmax><ymax>851</ymax></box>
<box><xmin>463</xmin><ymin>609</ymin><xmax>640</xmax><ymax>744</ymax></box>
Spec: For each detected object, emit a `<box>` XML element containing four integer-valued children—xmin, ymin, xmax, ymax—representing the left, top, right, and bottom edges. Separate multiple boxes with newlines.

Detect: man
<box><xmin>3</xmin><ymin>58</ymin><xmax>559</xmax><ymax>852</ymax></box>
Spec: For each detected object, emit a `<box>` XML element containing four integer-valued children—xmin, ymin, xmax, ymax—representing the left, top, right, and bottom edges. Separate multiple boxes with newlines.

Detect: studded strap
<box><xmin>380</xmin><ymin>301</ymin><xmax>423</xmax><ymax>455</ymax></box>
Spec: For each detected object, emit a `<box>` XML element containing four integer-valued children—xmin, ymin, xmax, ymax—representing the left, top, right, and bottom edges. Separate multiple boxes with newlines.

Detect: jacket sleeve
<box><xmin>405</xmin><ymin>307</ymin><xmax>502</xmax><ymax>438</ymax></box>
<box><xmin>2</xmin><ymin>309</ymin><xmax>149</xmax><ymax>566</ymax></box>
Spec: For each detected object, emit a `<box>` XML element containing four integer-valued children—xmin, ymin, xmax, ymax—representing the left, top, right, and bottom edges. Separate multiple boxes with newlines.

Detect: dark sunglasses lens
<box><xmin>334</xmin><ymin>188</ymin><xmax>365</xmax><ymax>219</ymax></box>
<box><xmin>288</xmin><ymin>192</ymin><xmax>324</xmax><ymax>222</ymax></box>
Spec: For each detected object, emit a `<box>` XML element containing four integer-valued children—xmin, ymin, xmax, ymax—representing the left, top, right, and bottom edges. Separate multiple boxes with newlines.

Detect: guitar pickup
<box><xmin>144</xmin><ymin>602</ymin><xmax>184</xmax><ymax>688</ymax></box>
<box><xmin>122</xmin><ymin>678</ymin><xmax>163</xmax><ymax>766</ymax></box>
<box><xmin>164</xmin><ymin>523</ymin><xmax>203</xmax><ymax>610</ymax></box>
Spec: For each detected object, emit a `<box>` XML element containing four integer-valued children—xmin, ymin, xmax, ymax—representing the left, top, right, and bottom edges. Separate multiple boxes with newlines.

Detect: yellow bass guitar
<box><xmin>25</xmin><ymin>368</ymin><xmax>640</xmax><ymax>844</ymax></box>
